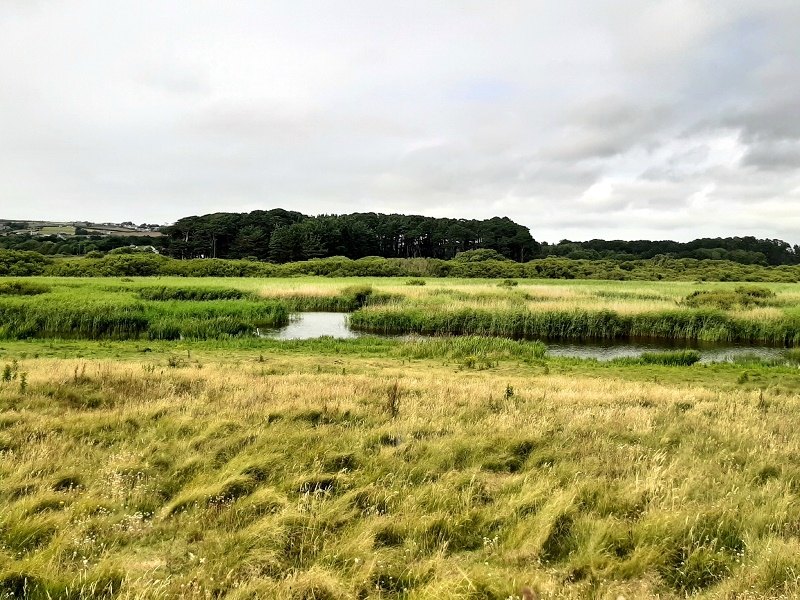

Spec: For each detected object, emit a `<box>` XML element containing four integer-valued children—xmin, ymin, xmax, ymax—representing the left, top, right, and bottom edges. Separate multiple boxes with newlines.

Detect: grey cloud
<box><xmin>542</xmin><ymin>98</ymin><xmax>671</xmax><ymax>162</ymax></box>
<box><xmin>743</xmin><ymin>139</ymin><xmax>800</xmax><ymax>170</ymax></box>
<box><xmin>0</xmin><ymin>0</ymin><xmax>799</xmax><ymax>243</ymax></box>
<box><xmin>640</xmin><ymin>145</ymin><xmax>712</xmax><ymax>182</ymax></box>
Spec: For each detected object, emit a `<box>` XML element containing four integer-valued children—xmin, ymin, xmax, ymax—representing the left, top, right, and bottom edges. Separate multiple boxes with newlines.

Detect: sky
<box><xmin>1</xmin><ymin>1</ymin><xmax>799</xmax><ymax>243</ymax></box>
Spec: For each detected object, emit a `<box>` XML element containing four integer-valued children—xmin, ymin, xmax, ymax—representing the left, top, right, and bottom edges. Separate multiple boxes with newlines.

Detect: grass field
<box><xmin>1</xmin><ymin>336</ymin><xmax>800</xmax><ymax>599</ymax></box>
<box><xmin>2</xmin><ymin>276</ymin><xmax>800</xmax><ymax>598</ymax></box>
<box><xmin>38</xmin><ymin>226</ymin><xmax>76</xmax><ymax>235</ymax></box>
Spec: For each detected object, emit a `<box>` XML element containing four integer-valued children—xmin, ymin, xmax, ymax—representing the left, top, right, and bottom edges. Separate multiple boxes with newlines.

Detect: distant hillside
<box><xmin>0</xmin><ymin>219</ymin><xmax>163</xmax><ymax>237</ymax></box>
<box><xmin>0</xmin><ymin>219</ymin><xmax>166</xmax><ymax>256</ymax></box>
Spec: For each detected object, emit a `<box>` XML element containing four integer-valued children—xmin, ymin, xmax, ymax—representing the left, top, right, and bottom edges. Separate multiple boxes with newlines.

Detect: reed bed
<box><xmin>6</xmin><ymin>277</ymin><xmax>800</xmax><ymax>346</ymax></box>
<box><xmin>274</xmin><ymin>286</ymin><xmax>397</xmax><ymax>312</ymax></box>
<box><xmin>0</xmin><ymin>281</ymin><xmax>50</xmax><ymax>296</ymax></box>
<box><xmin>137</xmin><ymin>285</ymin><xmax>250</xmax><ymax>301</ymax></box>
<box><xmin>611</xmin><ymin>350</ymin><xmax>702</xmax><ymax>366</ymax></box>
<box><xmin>396</xmin><ymin>335</ymin><xmax>547</xmax><ymax>362</ymax></box>
<box><xmin>350</xmin><ymin>305</ymin><xmax>800</xmax><ymax>346</ymax></box>
<box><xmin>0</xmin><ymin>293</ymin><xmax>288</xmax><ymax>340</ymax></box>
<box><xmin>1</xmin><ymin>352</ymin><xmax>799</xmax><ymax>598</ymax></box>
<box><xmin>144</xmin><ymin>300</ymin><xmax>289</xmax><ymax>340</ymax></box>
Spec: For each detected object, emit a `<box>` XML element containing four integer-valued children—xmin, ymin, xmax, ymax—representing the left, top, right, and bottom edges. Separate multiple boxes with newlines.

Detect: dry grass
<box><xmin>2</xmin><ymin>349</ymin><xmax>800</xmax><ymax>599</ymax></box>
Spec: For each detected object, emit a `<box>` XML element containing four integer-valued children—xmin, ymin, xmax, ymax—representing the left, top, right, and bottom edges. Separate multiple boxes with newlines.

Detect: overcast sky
<box><xmin>2</xmin><ymin>1</ymin><xmax>799</xmax><ymax>242</ymax></box>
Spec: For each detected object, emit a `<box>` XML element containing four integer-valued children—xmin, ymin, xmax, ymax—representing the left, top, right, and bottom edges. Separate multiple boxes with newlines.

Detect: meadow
<box><xmin>2</xmin><ymin>276</ymin><xmax>800</xmax><ymax>598</ymax></box>
<box><xmin>2</xmin><ymin>336</ymin><xmax>800</xmax><ymax>599</ymax></box>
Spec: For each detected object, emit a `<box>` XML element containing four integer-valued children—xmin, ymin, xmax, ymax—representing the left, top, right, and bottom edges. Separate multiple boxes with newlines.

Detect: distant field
<box><xmin>38</xmin><ymin>226</ymin><xmax>76</xmax><ymax>235</ymax></box>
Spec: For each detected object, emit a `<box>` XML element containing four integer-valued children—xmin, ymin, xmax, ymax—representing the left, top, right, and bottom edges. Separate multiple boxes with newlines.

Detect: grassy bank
<box><xmin>1</xmin><ymin>341</ymin><xmax>799</xmax><ymax>599</ymax></box>
<box><xmin>0</xmin><ymin>280</ymin><xmax>288</xmax><ymax>340</ymax></box>
<box><xmin>349</xmin><ymin>305</ymin><xmax>800</xmax><ymax>345</ymax></box>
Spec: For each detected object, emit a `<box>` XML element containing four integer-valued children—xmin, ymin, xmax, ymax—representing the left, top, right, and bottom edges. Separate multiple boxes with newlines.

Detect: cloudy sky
<box><xmin>1</xmin><ymin>1</ymin><xmax>799</xmax><ymax>242</ymax></box>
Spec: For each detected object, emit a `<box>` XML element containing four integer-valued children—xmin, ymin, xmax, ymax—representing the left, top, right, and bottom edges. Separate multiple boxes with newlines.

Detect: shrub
<box><xmin>639</xmin><ymin>350</ymin><xmax>701</xmax><ymax>366</ymax></box>
<box><xmin>137</xmin><ymin>286</ymin><xmax>249</xmax><ymax>301</ymax></box>
<box><xmin>452</xmin><ymin>249</ymin><xmax>510</xmax><ymax>263</ymax></box>
<box><xmin>0</xmin><ymin>250</ymin><xmax>52</xmax><ymax>276</ymax></box>
<box><xmin>0</xmin><ymin>281</ymin><xmax>50</xmax><ymax>296</ymax></box>
<box><xmin>684</xmin><ymin>286</ymin><xmax>777</xmax><ymax>309</ymax></box>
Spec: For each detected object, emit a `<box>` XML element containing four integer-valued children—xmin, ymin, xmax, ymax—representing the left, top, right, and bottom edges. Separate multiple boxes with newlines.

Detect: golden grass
<box><xmin>257</xmin><ymin>282</ymin><xmax>345</xmax><ymax>299</ymax></box>
<box><xmin>2</xmin><ymin>349</ymin><xmax>800</xmax><ymax>598</ymax></box>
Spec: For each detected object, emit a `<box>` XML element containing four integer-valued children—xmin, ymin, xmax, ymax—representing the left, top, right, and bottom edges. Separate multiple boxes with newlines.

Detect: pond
<box><xmin>258</xmin><ymin>312</ymin><xmax>361</xmax><ymax>340</ymax></box>
<box><xmin>258</xmin><ymin>312</ymin><xmax>793</xmax><ymax>363</ymax></box>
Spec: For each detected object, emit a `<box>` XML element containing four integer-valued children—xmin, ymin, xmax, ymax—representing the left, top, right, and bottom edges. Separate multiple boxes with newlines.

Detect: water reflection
<box><xmin>545</xmin><ymin>341</ymin><xmax>786</xmax><ymax>364</ymax></box>
<box><xmin>259</xmin><ymin>312</ymin><xmax>793</xmax><ymax>363</ymax></box>
<box><xmin>259</xmin><ymin>312</ymin><xmax>361</xmax><ymax>340</ymax></box>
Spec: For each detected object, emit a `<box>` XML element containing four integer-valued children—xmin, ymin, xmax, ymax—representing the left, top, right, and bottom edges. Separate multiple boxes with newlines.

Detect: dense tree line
<box><xmin>159</xmin><ymin>211</ymin><xmax>800</xmax><ymax>266</ymax></box>
<box><xmin>160</xmin><ymin>209</ymin><xmax>539</xmax><ymax>262</ymax></box>
<box><xmin>540</xmin><ymin>237</ymin><xmax>800</xmax><ymax>266</ymax></box>
<box><xmin>3</xmin><ymin>207</ymin><xmax>799</xmax><ymax>267</ymax></box>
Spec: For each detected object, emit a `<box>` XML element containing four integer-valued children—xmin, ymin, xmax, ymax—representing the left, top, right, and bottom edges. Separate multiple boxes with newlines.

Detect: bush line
<box><xmin>5</xmin><ymin>250</ymin><xmax>800</xmax><ymax>282</ymax></box>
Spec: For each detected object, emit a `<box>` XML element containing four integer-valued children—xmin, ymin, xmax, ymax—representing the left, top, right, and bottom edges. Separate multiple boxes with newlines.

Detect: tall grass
<box><xmin>0</xmin><ymin>295</ymin><xmax>288</xmax><ymax>340</ymax></box>
<box><xmin>397</xmin><ymin>335</ymin><xmax>547</xmax><ymax>362</ymax></box>
<box><xmin>1</xmin><ymin>353</ymin><xmax>799</xmax><ymax>598</ymax></box>
<box><xmin>0</xmin><ymin>281</ymin><xmax>50</xmax><ymax>296</ymax></box>
<box><xmin>349</xmin><ymin>306</ymin><xmax>800</xmax><ymax>345</ymax></box>
<box><xmin>137</xmin><ymin>285</ymin><xmax>249</xmax><ymax>301</ymax></box>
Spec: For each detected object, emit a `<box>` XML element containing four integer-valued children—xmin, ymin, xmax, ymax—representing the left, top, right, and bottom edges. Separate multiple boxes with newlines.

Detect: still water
<box><xmin>259</xmin><ymin>312</ymin><xmax>360</xmax><ymax>340</ymax></box>
<box><xmin>259</xmin><ymin>312</ymin><xmax>792</xmax><ymax>363</ymax></box>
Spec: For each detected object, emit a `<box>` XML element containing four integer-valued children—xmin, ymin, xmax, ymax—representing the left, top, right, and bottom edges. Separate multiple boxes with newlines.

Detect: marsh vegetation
<box><xmin>4</xmin><ymin>277</ymin><xmax>800</xmax><ymax>347</ymax></box>
<box><xmin>2</xmin><ymin>276</ymin><xmax>800</xmax><ymax>598</ymax></box>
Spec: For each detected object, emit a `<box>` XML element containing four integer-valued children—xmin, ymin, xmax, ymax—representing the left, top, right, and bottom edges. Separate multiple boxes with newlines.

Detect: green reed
<box><xmin>350</xmin><ymin>306</ymin><xmax>800</xmax><ymax>346</ymax></box>
<box><xmin>0</xmin><ymin>294</ymin><xmax>288</xmax><ymax>340</ymax></box>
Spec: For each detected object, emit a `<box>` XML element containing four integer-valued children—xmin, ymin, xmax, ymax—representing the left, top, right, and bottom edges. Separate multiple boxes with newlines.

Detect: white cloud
<box><xmin>0</xmin><ymin>0</ymin><xmax>799</xmax><ymax>243</ymax></box>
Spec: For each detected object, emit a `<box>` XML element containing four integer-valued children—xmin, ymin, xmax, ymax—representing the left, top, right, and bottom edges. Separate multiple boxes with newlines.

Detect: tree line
<box><xmin>2</xmin><ymin>208</ymin><xmax>799</xmax><ymax>266</ymax></box>
<box><xmin>161</xmin><ymin>209</ymin><xmax>538</xmax><ymax>262</ymax></box>
<box><xmin>541</xmin><ymin>237</ymin><xmax>800</xmax><ymax>265</ymax></box>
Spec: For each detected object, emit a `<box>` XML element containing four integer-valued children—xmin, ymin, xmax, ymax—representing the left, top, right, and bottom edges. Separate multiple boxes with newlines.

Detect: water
<box><xmin>259</xmin><ymin>312</ymin><xmax>361</xmax><ymax>340</ymax></box>
<box><xmin>544</xmin><ymin>340</ymin><xmax>786</xmax><ymax>364</ymax></box>
<box><xmin>259</xmin><ymin>312</ymin><xmax>793</xmax><ymax>363</ymax></box>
